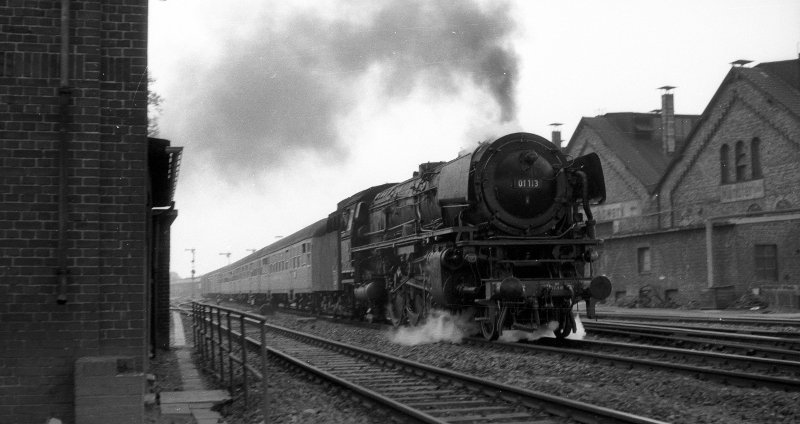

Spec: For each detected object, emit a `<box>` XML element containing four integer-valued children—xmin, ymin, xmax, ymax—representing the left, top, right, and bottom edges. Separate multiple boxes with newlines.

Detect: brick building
<box><xmin>1</xmin><ymin>2</ymin><xmax>180</xmax><ymax>423</ymax></box>
<box><xmin>566</xmin><ymin>58</ymin><xmax>800</xmax><ymax>309</ymax></box>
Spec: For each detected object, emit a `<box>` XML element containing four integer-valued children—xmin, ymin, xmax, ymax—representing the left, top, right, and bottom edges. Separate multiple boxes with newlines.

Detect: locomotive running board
<box><xmin>350</xmin><ymin>226</ymin><xmax>474</xmax><ymax>253</ymax></box>
<box><xmin>351</xmin><ymin>229</ymin><xmax>603</xmax><ymax>253</ymax></box>
<box><xmin>456</xmin><ymin>238</ymin><xmax>604</xmax><ymax>247</ymax></box>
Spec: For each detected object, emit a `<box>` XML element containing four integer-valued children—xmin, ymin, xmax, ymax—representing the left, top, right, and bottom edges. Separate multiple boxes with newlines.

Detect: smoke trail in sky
<box><xmin>168</xmin><ymin>0</ymin><xmax>518</xmax><ymax>182</ymax></box>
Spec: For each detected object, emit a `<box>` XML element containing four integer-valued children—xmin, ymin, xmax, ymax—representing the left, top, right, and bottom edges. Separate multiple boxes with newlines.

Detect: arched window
<box><xmin>776</xmin><ymin>199</ymin><xmax>792</xmax><ymax>210</ymax></box>
<box><xmin>720</xmin><ymin>144</ymin><xmax>730</xmax><ymax>184</ymax></box>
<box><xmin>751</xmin><ymin>137</ymin><xmax>762</xmax><ymax>179</ymax></box>
<box><xmin>747</xmin><ymin>203</ymin><xmax>762</xmax><ymax>213</ymax></box>
<box><xmin>735</xmin><ymin>140</ymin><xmax>747</xmax><ymax>182</ymax></box>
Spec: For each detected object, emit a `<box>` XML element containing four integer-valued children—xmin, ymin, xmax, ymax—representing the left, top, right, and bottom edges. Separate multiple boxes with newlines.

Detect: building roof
<box><xmin>756</xmin><ymin>59</ymin><xmax>800</xmax><ymax>90</ymax></box>
<box><xmin>655</xmin><ymin>57</ymin><xmax>800</xmax><ymax>193</ymax></box>
<box><xmin>747</xmin><ymin>59</ymin><xmax>800</xmax><ymax>117</ymax></box>
<box><xmin>148</xmin><ymin>137</ymin><xmax>182</xmax><ymax>207</ymax></box>
<box><xmin>570</xmin><ymin>112</ymin><xmax>699</xmax><ymax>193</ymax></box>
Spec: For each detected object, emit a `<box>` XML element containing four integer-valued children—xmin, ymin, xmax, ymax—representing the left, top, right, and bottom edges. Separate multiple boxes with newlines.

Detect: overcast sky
<box><xmin>148</xmin><ymin>0</ymin><xmax>800</xmax><ymax>278</ymax></box>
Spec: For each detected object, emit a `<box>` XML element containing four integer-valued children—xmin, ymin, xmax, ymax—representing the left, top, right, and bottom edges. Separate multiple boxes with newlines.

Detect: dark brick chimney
<box><xmin>659</xmin><ymin>86</ymin><xmax>676</xmax><ymax>154</ymax></box>
<box><xmin>550</xmin><ymin>122</ymin><xmax>563</xmax><ymax>150</ymax></box>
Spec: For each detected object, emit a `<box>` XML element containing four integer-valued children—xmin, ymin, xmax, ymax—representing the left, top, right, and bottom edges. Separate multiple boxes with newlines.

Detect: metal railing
<box><xmin>191</xmin><ymin>302</ymin><xmax>269</xmax><ymax>420</ymax></box>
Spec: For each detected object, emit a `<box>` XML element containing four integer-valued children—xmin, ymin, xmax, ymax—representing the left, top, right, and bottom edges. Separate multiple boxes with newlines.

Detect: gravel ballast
<box><xmin>197</xmin><ymin>305</ymin><xmax>800</xmax><ymax>423</ymax></box>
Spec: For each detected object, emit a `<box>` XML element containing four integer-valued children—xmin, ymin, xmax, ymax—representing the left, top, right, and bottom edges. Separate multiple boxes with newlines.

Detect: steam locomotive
<box><xmin>201</xmin><ymin>132</ymin><xmax>611</xmax><ymax>339</ymax></box>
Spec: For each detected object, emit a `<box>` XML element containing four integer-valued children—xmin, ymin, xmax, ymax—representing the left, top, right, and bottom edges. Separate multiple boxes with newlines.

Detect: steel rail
<box><xmin>261</xmin><ymin>323</ymin><xmax>668</xmax><ymax>424</ymax></box>
<box><xmin>583</xmin><ymin>321</ymin><xmax>800</xmax><ymax>352</ymax></box>
<box><xmin>582</xmin><ymin>326</ymin><xmax>800</xmax><ymax>361</ymax></box>
<box><xmin>583</xmin><ymin>312</ymin><xmax>800</xmax><ymax>329</ymax></box>
<box><xmin>463</xmin><ymin>337</ymin><xmax>800</xmax><ymax>392</ymax></box>
<box><xmin>209</xmin><ymin>304</ymin><xmax>667</xmax><ymax>424</ymax></box>
<box><xmin>266</xmin><ymin>339</ymin><xmax>453</xmax><ymax>423</ymax></box>
<box><xmin>538</xmin><ymin>338</ymin><xmax>800</xmax><ymax>377</ymax></box>
<box><xmin>589</xmin><ymin>318</ymin><xmax>800</xmax><ymax>338</ymax></box>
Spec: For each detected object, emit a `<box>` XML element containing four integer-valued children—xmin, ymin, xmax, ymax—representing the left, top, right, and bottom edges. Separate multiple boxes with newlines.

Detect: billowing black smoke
<box><xmin>170</xmin><ymin>0</ymin><xmax>518</xmax><ymax>181</ymax></box>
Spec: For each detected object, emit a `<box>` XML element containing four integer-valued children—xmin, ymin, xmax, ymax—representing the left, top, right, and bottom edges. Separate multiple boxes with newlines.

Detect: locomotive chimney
<box><xmin>659</xmin><ymin>86</ymin><xmax>676</xmax><ymax>155</ymax></box>
<box><xmin>549</xmin><ymin>123</ymin><xmax>563</xmax><ymax>150</ymax></box>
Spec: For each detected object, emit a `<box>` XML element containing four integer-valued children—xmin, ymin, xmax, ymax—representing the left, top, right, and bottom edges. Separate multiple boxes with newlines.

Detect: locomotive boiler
<box><xmin>349</xmin><ymin>132</ymin><xmax>611</xmax><ymax>339</ymax></box>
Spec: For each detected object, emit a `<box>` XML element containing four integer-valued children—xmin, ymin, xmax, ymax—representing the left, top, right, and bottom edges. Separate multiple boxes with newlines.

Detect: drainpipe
<box><xmin>56</xmin><ymin>0</ymin><xmax>72</xmax><ymax>304</ymax></box>
<box><xmin>705</xmin><ymin>220</ymin><xmax>714</xmax><ymax>289</ymax></box>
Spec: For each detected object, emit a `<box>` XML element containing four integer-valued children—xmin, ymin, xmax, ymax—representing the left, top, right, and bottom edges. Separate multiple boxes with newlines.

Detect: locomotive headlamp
<box><xmin>521</xmin><ymin>151</ymin><xmax>539</xmax><ymax>165</ymax></box>
<box><xmin>583</xmin><ymin>248</ymin><xmax>600</xmax><ymax>262</ymax></box>
<box><xmin>589</xmin><ymin>275</ymin><xmax>612</xmax><ymax>300</ymax></box>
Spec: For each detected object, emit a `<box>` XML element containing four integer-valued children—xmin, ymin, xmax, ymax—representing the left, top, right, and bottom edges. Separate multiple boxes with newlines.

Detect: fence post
<box><xmin>260</xmin><ymin>318</ymin><xmax>269</xmax><ymax>424</ymax></box>
<box><xmin>195</xmin><ymin>303</ymin><xmax>200</xmax><ymax>350</ymax></box>
<box><xmin>199</xmin><ymin>305</ymin><xmax>207</xmax><ymax>363</ymax></box>
<box><xmin>210</xmin><ymin>306</ymin><xmax>217</xmax><ymax>374</ymax></box>
<box><xmin>217</xmin><ymin>308</ymin><xmax>224</xmax><ymax>382</ymax></box>
<box><xmin>239</xmin><ymin>314</ymin><xmax>248</xmax><ymax>408</ymax></box>
<box><xmin>227</xmin><ymin>310</ymin><xmax>233</xmax><ymax>393</ymax></box>
<box><xmin>188</xmin><ymin>304</ymin><xmax>272</xmax><ymax>420</ymax></box>
<box><xmin>191</xmin><ymin>303</ymin><xmax>197</xmax><ymax>351</ymax></box>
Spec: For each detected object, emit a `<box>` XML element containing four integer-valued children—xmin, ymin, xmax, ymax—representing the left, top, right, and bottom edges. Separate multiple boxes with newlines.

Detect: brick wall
<box><xmin>660</xmin><ymin>74</ymin><xmax>800</xmax><ymax>228</ymax></box>
<box><xmin>599</xmin><ymin>68</ymin><xmax>800</xmax><ymax>308</ymax></box>
<box><xmin>152</xmin><ymin>211</ymin><xmax>175</xmax><ymax>351</ymax></box>
<box><xmin>723</xmin><ymin>217</ymin><xmax>800</xmax><ymax>294</ymax></box>
<box><xmin>74</xmin><ymin>356</ymin><xmax>144</xmax><ymax>424</ymax></box>
<box><xmin>0</xmin><ymin>1</ymin><xmax>149</xmax><ymax>423</ymax></box>
<box><xmin>599</xmin><ymin>227</ymin><xmax>708</xmax><ymax>303</ymax></box>
<box><xmin>669</xmin><ymin>81</ymin><xmax>800</xmax><ymax>225</ymax></box>
<box><xmin>568</xmin><ymin>126</ymin><xmax>661</xmax><ymax>236</ymax></box>
<box><xmin>660</xmin><ymin>71</ymin><xmax>800</xmax><ymax>306</ymax></box>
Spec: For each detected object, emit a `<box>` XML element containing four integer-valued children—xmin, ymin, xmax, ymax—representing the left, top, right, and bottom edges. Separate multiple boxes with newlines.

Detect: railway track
<box><xmin>200</xmin><ymin>304</ymin><xmax>666</xmax><ymax>423</ymax></box>
<box><xmin>582</xmin><ymin>320</ymin><xmax>800</xmax><ymax>360</ymax></box>
<box><xmin>582</xmin><ymin>312</ymin><xmax>800</xmax><ymax>330</ymax></box>
<box><xmin>583</xmin><ymin>317</ymin><xmax>800</xmax><ymax>339</ymax></box>
<box><xmin>462</xmin><ymin>336</ymin><xmax>800</xmax><ymax>392</ymax></box>
<box><xmin>262</xmin><ymin>323</ymin><xmax>667</xmax><ymax>424</ymax></box>
<box><xmin>270</xmin><ymin>305</ymin><xmax>800</xmax><ymax>391</ymax></box>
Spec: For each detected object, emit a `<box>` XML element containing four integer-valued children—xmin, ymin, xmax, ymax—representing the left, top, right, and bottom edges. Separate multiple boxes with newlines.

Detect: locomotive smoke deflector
<box><xmin>570</xmin><ymin>152</ymin><xmax>606</xmax><ymax>205</ymax></box>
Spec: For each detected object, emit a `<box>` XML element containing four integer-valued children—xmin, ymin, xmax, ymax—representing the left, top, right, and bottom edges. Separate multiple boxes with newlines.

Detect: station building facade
<box><xmin>1</xmin><ymin>1</ymin><xmax>179</xmax><ymax>423</ymax></box>
<box><xmin>566</xmin><ymin>58</ymin><xmax>800</xmax><ymax>309</ymax></box>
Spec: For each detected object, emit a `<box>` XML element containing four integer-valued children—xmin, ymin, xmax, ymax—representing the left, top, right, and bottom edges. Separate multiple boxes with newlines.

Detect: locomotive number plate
<box><xmin>514</xmin><ymin>178</ymin><xmax>540</xmax><ymax>189</ymax></box>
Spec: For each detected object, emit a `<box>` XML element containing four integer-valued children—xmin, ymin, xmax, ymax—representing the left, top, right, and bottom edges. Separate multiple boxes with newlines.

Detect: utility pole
<box><xmin>185</xmin><ymin>248</ymin><xmax>197</xmax><ymax>296</ymax></box>
<box><xmin>219</xmin><ymin>252</ymin><xmax>231</xmax><ymax>265</ymax></box>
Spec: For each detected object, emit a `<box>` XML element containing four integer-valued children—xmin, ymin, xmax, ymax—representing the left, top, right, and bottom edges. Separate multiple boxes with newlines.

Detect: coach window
<box><xmin>735</xmin><ymin>140</ymin><xmax>747</xmax><ymax>182</ymax></box>
<box><xmin>637</xmin><ymin>247</ymin><xmax>651</xmax><ymax>274</ymax></box>
<box><xmin>750</xmin><ymin>137</ymin><xmax>762</xmax><ymax>179</ymax></box>
<box><xmin>754</xmin><ymin>244</ymin><xmax>778</xmax><ymax>281</ymax></box>
<box><xmin>720</xmin><ymin>144</ymin><xmax>730</xmax><ymax>184</ymax></box>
